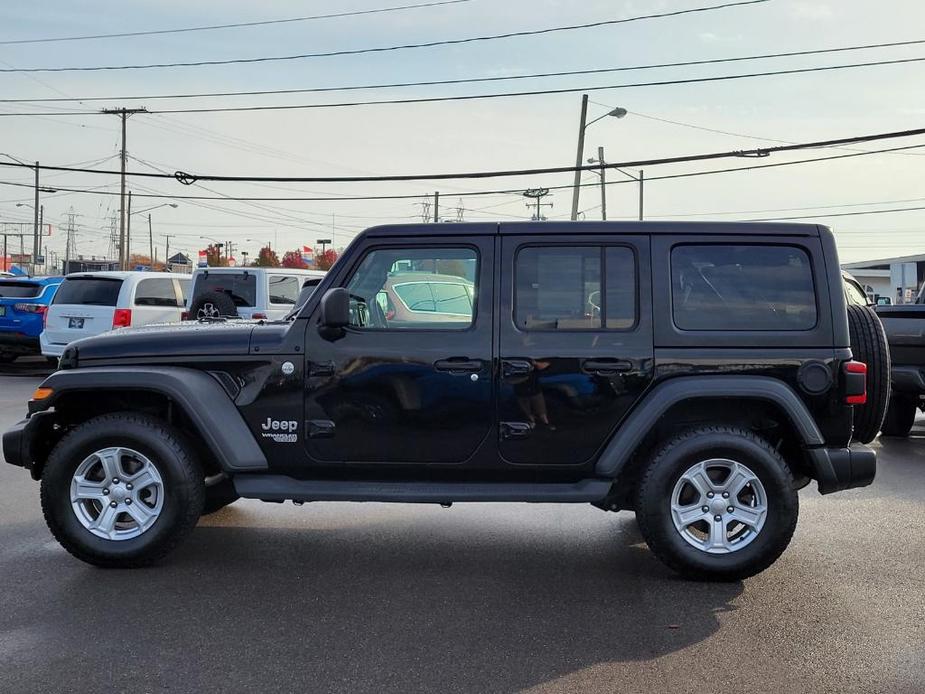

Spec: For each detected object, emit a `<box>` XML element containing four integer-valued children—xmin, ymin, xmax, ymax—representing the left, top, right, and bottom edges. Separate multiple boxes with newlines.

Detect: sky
<box><xmin>0</xmin><ymin>0</ymin><xmax>924</xmax><ymax>265</ymax></box>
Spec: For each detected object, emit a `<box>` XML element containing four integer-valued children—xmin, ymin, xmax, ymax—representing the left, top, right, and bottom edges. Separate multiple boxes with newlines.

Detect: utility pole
<box><xmin>164</xmin><ymin>234</ymin><xmax>175</xmax><ymax>270</ymax></box>
<box><xmin>64</xmin><ymin>208</ymin><xmax>77</xmax><ymax>274</ymax></box>
<box><xmin>38</xmin><ymin>205</ymin><xmax>44</xmax><ymax>272</ymax></box>
<box><xmin>125</xmin><ymin>191</ymin><xmax>132</xmax><ymax>268</ymax></box>
<box><xmin>523</xmin><ymin>188</ymin><xmax>553</xmax><ymax>221</ymax></box>
<box><xmin>148</xmin><ymin>214</ymin><xmax>154</xmax><ymax>271</ymax></box>
<box><xmin>102</xmin><ymin>107</ymin><xmax>147</xmax><ymax>270</ymax></box>
<box><xmin>433</xmin><ymin>191</ymin><xmax>440</xmax><ymax>223</ymax></box>
<box><xmin>596</xmin><ymin>146</ymin><xmax>607</xmax><ymax>221</ymax></box>
<box><xmin>570</xmin><ymin>94</ymin><xmax>589</xmax><ymax>221</ymax></box>
<box><xmin>32</xmin><ymin>162</ymin><xmax>39</xmax><ymax>274</ymax></box>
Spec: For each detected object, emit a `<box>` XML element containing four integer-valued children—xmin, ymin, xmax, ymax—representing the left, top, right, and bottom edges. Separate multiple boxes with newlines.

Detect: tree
<box><xmin>316</xmin><ymin>248</ymin><xmax>338</xmax><ymax>271</ymax></box>
<box><xmin>281</xmin><ymin>250</ymin><xmax>307</xmax><ymax>269</ymax></box>
<box><xmin>205</xmin><ymin>244</ymin><xmax>228</xmax><ymax>267</ymax></box>
<box><xmin>254</xmin><ymin>245</ymin><xmax>280</xmax><ymax>267</ymax></box>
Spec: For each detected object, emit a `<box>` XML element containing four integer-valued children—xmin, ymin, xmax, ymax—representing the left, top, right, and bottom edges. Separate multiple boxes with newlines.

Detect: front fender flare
<box><xmin>595</xmin><ymin>376</ymin><xmax>826</xmax><ymax>478</ymax></box>
<box><xmin>35</xmin><ymin>366</ymin><xmax>268</xmax><ymax>472</ymax></box>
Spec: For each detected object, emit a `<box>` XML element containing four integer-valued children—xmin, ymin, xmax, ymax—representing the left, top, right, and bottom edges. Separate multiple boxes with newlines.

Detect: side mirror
<box><xmin>319</xmin><ymin>287</ymin><xmax>350</xmax><ymax>329</ymax></box>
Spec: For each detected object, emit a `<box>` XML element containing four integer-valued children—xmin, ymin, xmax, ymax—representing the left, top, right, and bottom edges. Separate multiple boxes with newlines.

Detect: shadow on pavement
<box><xmin>0</xmin><ymin>511</ymin><xmax>742</xmax><ymax>693</ymax></box>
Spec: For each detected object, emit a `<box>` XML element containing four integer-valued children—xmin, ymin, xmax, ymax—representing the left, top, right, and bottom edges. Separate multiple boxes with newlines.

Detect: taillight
<box><xmin>844</xmin><ymin>361</ymin><xmax>867</xmax><ymax>405</ymax></box>
<box><xmin>13</xmin><ymin>303</ymin><xmax>46</xmax><ymax>314</ymax></box>
<box><xmin>180</xmin><ymin>311</ymin><xmax>190</xmax><ymax>321</ymax></box>
<box><xmin>252</xmin><ymin>312</ymin><xmax>267</xmax><ymax>320</ymax></box>
<box><xmin>112</xmin><ymin>308</ymin><xmax>132</xmax><ymax>328</ymax></box>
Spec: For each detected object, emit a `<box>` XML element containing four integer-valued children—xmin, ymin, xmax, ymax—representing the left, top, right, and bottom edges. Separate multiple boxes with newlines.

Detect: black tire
<box><xmin>202</xmin><ymin>476</ymin><xmax>240</xmax><ymax>515</ymax></box>
<box><xmin>635</xmin><ymin>426</ymin><xmax>798</xmax><ymax>581</ymax></box>
<box><xmin>40</xmin><ymin>413</ymin><xmax>204</xmax><ymax>568</ymax></box>
<box><xmin>847</xmin><ymin>304</ymin><xmax>891</xmax><ymax>443</ymax></box>
<box><xmin>188</xmin><ymin>290</ymin><xmax>238</xmax><ymax>319</ymax></box>
<box><xmin>881</xmin><ymin>394</ymin><xmax>918</xmax><ymax>437</ymax></box>
<box><xmin>0</xmin><ymin>352</ymin><xmax>17</xmax><ymax>364</ymax></box>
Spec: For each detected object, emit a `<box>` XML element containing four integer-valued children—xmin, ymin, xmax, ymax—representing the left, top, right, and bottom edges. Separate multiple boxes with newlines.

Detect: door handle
<box><xmin>502</xmin><ymin>359</ymin><xmax>534</xmax><ymax>378</ymax></box>
<box><xmin>582</xmin><ymin>359</ymin><xmax>633</xmax><ymax>376</ymax></box>
<box><xmin>434</xmin><ymin>358</ymin><xmax>483</xmax><ymax>374</ymax></box>
<box><xmin>501</xmin><ymin>421</ymin><xmax>532</xmax><ymax>440</ymax></box>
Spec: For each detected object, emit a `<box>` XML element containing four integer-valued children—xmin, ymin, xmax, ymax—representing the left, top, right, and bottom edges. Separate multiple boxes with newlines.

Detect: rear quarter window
<box><xmin>671</xmin><ymin>244</ymin><xmax>817</xmax><ymax>331</ymax></box>
<box><xmin>53</xmin><ymin>278</ymin><xmax>123</xmax><ymax>306</ymax></box>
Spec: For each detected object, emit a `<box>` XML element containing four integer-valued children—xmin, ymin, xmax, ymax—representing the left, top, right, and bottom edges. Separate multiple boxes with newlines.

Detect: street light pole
<box><xmin>638</xmin><ymin>170</ymin><xmax>645</xmax><ymax>221</ymax></box>
<box><xmin>570</xmin><ymin>95</ymin><xmax>589</xmax><ymax>221</ymax></box>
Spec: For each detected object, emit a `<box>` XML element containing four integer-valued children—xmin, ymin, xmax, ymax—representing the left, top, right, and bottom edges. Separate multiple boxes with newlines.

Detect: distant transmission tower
<box><xmin>454</xmin><ymin>198</ymin><xmax>465</xmax><ymax>222</ymax></box>
<box><xmin>64</xmin><ymin>208</ymin><xmax>77</xmax><ymax>273</ymax></box>
<box><xmin>107</xmin><ymin>213</ymin><xmax>119</xmax><ymax>259</ymax></box>
<box><xmin>416</xmin><ymin>197</ymin><xmax>432</xmax><ymax>223</ymax></box>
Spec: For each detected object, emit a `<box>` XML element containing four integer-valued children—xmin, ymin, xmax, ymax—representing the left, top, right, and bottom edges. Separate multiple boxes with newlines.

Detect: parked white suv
<box><xmin>41</xmin><ymin>271</ymin><xmax>190</xmax><ymax>357</ymax></box>
<box><xmin>186</xmin><ymin>267</ymin><xmax>325</xmax><ymax>321</ymax></box>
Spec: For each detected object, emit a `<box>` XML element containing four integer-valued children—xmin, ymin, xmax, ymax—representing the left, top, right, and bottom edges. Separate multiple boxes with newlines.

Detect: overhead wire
<box><xmin>0</xmin><ymin>1</ymin><xmax>769</xmax><ymax>73</ymax></box>
<box><xmin>0</xmin><ymin>1</ymin><xmax>473</xmax><ymax>46</ymax></box>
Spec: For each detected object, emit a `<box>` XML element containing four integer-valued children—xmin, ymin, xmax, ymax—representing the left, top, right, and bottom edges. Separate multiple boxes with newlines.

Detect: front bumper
<box><xmin>808</xmin><ymin>443</ymin><xmax>877</xmax><ymax>495</ymax></box>
<box><xmin>2</xmin><ymin>411</ymin><xmax>54</xmax><ymax>478</ymax></box>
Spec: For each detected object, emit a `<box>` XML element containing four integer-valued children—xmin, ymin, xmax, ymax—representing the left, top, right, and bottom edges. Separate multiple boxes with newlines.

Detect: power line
<box><xmin>0</xmin><ymin>1</ymin><xmax>473</xmax><ymax>46</ymax></box>
<box><xmin>2</xmin><ymin>141</ymin><xmax>924</xmax><ymax>203</ymax></box>
<box><xmin>5</xmin><ymin>37</ymin><xmax>923</xmax><ymax>104</ymax></box>
<box><xmin>0</xmin><ymin>1</ymin><xmax>769</xmax><ymax>73</ymax></box>
<box><xmin>3</xmin><ymin>55</ymin><xmax>922</xmax><ymax>117</ymax></box>
<box><xmin>4</xmin><ymin>126</ymin><xmax>924</xmax><ymax>183</ymax></box>
<box><xmin>745</xmin><ymin>205</ymin><xmax>925</xmax><ymax>222</ymax></box>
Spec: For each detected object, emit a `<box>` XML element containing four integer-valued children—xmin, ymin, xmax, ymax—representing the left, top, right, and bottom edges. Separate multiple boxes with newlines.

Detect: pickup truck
<box><xmin>875</xmin><ymin>290</ymin><xmax>925</xmax><ymax>436</ymax></box>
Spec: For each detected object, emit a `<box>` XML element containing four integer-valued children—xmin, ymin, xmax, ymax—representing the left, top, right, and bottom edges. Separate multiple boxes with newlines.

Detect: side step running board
<box><xmin>233</xmin><ymin>475</ymin><xmax>612</xmax><ymax>504</ymax></box>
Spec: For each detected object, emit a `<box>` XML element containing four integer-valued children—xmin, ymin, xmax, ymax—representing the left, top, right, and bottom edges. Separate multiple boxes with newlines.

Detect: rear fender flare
<box><xmin>595</xmin><ymin>376</ymin><xmax>826</xmax><ymax>478</ymax></box>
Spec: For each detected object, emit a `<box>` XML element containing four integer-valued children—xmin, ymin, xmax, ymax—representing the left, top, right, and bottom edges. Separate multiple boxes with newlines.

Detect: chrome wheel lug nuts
<box><xmin>126</xmin><ymin>484</ymin><xmax>133</xmax><ymax>491</ymax></box>
<box><xmin>701</xmin><ymin>506</ymin><xmax>709</xmax><ymax>513</ymax></box>
<box><xmin>714</xmin><ymin>515</ymin><xmax>722</xmax><ymax>521</ymax></box>
<box><xmin>722</xmin><ymin>492</ymin><xmax>729</xmax><ymax>498</ymax></box>
<box><xmin>112</xmin><ymin>478</ymin><xmax>120</xmax><ymax>485</ymax></box>
<box><xmin>706</xmin><ymin>492</ymin><xmax>714</xmax><ymax>499</ymax></box>
<box><xmin>125</xmin><ymin>498</ymin><xmax>132</xmax><ymax>505</ymax></box>
<box><xmin>109</xmin><ymin>501</ymin><xmax>118</xmax><ymax>508</ymax></box>
<box><xmin>727</xmin><ymin>506</ymin><xmax>734</xmax><ymax>513</ymax></box>
<box><xmin>102</xmin><ymin>488</ymin><xmax>109</xmax><ymax>495</ymax></box>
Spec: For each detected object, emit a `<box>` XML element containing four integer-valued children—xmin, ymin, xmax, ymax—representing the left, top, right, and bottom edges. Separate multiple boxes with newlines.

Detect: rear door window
<box><xmin>671</xmin><ymin>245</ymin><xmax>817</xmax><ymax>331</ymax></box>
<box><xmin>135</xmin><ymin>278</ymin><xmax>181</xmax><ymax>307</ymax></box>
<box><xmin>53</xmin><ymin>278</ymin><xmax>123</xmax><ymax>306</ymax></box>
<box><xmin>0</xmin><ymin>281</ymin><xmax>41</xmax><ymax>299</ymax></box>
<box><xmin>268</xmin><ymin>275</ymin><xmax>300</xmax><ymax>304</ymax></box>
<box><xmin>192</xmin><ymin>272</ymin><xmax>257</xmax><ymax>307</ymax></box>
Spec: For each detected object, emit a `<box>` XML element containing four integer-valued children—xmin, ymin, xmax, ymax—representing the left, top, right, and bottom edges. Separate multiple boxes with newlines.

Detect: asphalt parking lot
<box><xmin>0</xmin><ymin>365</ymin><xmax>923</xmax><ymax>694</ymax></box>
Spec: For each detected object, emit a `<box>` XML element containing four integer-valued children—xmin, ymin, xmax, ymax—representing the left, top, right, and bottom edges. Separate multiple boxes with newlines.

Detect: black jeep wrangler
<box><xmin>3</xmin><ymin>222</ymin><xmax>885</xmax><ymax>580</ymax></box>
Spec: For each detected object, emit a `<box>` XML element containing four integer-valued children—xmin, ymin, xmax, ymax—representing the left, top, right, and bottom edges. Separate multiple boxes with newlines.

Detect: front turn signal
<box><xmin>31</xmin><ymin>387</ymin><xmax>54</xmax><ymax>401</ymax></box>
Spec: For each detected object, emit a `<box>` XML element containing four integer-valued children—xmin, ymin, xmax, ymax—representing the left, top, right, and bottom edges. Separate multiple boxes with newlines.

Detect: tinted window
<box><xmin>268</xmin><ymin>275</ymin><xmax>300</xmax><ymax>304</ymax></box>
<box><xmin>346</xmin><ymin>247</ymin><xmax>477</xmax><ymax>329</ymax></box>
<box><xmin>0</xmin><ymin>281</ymin><xmax>41</xmax><ymax>299</ymax></box>
<box><xmin>671</xmin><ymin>245</ymin><xmax>816</xmax><ymax>331</ymax></box>
<box><xmin>53</xmin><ymin>278</ymin><xmax>123</xmax><ymax>306</ymax></box>
<box><xmin>843</xmin><ymin>276</ymin><xmax>868</xmax><ymax>306</ymax></box>
<box><xmin>192</xmin><ymin>272</ymin><xmax>257</xmax><ymax>307</ymax></box>
<box><xmin>134</xmin><ymin>278</ymin><xmax>179</xmax><ymax>307</ymax></box>
<box><xmin>515</xmin><ymin>246</ymin><xmax>636</xmax><ymax>330</ymax></box>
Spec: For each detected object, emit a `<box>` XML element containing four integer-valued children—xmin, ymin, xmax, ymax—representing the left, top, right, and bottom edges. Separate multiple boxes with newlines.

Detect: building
<box><xmin>842</xmin><ymin>253</ymin><xmax>925</xmax><ymax>305</ymax></box>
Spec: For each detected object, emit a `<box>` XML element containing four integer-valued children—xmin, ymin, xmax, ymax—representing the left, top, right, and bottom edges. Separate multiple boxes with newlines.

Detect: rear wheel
<box><xmin>847</xmin><ymin>304</ymin><xmax>891</xmax><ymax>443</ymax></box>
<box><xmin>881</xmin><ymin>395</ymin><xmax>918</xmax><ymax>437</ymax></box>
<box><xmin>635</xmin><ymin>426</ymin><xmax>798</xmax><ymax>581</ymax></box>
<box><xmin>40</xmin><ymin>413</ymin><xmax>204</xmax><ymax>568</ymax></box>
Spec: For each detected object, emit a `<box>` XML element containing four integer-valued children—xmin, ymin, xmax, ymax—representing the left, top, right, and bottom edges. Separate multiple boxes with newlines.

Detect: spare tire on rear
<box><xmin>847</xmin><ymin>304</ymin><xmax>891</xmax><ymax>443</ymax></box>
<box><xmin>189</xmin><ymin>290</ymin><xmax>238</xmax><ymax>319</ymax></box>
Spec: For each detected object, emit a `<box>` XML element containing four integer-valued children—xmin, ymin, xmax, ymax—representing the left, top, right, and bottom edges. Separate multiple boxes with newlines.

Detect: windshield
<box><xmin>53</xmin><ymin>277</ymin><xmax>123</xmax><ymax>306</ymax></box>
<box><xmin>192</xmin><ymin>272</ymin><xmax>257</xmax><ymax>307</ymax></box>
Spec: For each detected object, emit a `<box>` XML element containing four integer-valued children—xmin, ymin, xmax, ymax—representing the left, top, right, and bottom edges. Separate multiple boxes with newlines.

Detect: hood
<box><xmin>67</xmin><ymin>320</ymin><xmax>261</xmax><ymax>362</ymax></box>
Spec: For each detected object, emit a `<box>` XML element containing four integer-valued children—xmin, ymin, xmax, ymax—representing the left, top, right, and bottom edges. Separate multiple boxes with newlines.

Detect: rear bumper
<box><xmin>39</xmin><ymin>333</ymin><xmax>65</xmax><ymax>357</ymax></box>
<box><xmin>808</xmin><ymin>443</ymin><xmax>877</xmax><ymax>495</ymax></box>
<box><xmin>891</xmin><ymin>365</ymin><xmax>925</xmax><ymax>395</ymax></box>
<box><xmin>2</xmin><ymin>411</ymin><xmax>54</xmax><ymax>476</ymax></box>
<box><xmin>0</xmin><ymin>331</ymin><xmax>40</xmax><ymax>354</ymax></box>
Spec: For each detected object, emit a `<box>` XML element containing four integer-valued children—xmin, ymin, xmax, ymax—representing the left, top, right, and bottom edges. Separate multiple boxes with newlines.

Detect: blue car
<box><xmin>0</xmin><ymin>276</ymin><xmax>63</xmax><ymax>363</ymax></box>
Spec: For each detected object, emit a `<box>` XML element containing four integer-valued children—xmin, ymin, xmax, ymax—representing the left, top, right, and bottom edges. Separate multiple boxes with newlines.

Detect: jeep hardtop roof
<box><xmin>364</xmin><ymin>221</ymin><xmax>825</xmax><ymax>238</ymax></box>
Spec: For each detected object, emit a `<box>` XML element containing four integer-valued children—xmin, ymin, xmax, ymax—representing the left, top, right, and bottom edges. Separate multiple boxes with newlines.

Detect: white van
<box><xmin>186</xmin><ymin>267</ymin><xmax>326</xmax><ymax>321</ymax></box>
<box><xmin>41</xmin><ymin>271</ymin><xmax>190</xmax><ymax>357</ymax></box>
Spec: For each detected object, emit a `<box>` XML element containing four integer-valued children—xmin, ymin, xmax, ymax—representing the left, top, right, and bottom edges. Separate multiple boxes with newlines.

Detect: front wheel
<box><xmin>40</xmin><ymin>413</ymin><xmax>204</xmax><ymax>568</ymax></box>
<box><xmin>635</xmin><ymin>426</ymin><xmax>798</xmax><ymax>581</ymax></box>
